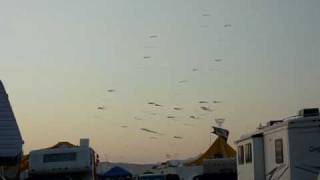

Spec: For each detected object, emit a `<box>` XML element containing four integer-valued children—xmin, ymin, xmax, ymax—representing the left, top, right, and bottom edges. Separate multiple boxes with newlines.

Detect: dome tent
<box><xmin>101</xmin><ymin>166</ymin><xmax>132</xmax><ymax>179</ymax></box>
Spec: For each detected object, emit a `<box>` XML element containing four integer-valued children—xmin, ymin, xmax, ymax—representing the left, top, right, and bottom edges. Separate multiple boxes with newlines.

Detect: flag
<box><xmin>212</xmin><ymin>126</ymin><xmax>229</xmax><ymax>141</ymax></box>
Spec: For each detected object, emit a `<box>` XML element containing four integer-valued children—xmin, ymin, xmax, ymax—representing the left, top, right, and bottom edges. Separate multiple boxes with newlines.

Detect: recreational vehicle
<box><xmin>236</xmin><ymin>108</ymin><xmax>320</xmax><ymax>180</ymax></box>
<box><xmin>27</xmin><ymin>139</ymin><xmax>97</xmax><ymax>180</ymax></box>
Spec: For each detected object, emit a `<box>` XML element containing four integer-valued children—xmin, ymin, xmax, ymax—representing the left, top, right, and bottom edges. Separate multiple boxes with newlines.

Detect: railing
<box><xmin>0</xmin><ymin>166</ymin><xmax>6</xmax><ymax>180</ymax></box>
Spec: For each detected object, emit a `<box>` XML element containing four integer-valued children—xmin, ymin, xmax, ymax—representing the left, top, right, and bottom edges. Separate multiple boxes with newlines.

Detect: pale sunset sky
<box><xmin>0</xmin><ymin>0</ymin><xmax>320</xmax><ymax>163</ymax></box>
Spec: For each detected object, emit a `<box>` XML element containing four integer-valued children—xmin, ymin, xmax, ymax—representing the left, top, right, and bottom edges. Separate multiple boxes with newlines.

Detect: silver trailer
<box><xmin>28</xmin><ymin>139</ymin><xmax>97</xmax><ymax>180</ymax></box>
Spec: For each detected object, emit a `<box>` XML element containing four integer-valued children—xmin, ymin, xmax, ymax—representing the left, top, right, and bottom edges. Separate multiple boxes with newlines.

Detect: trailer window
<box><xmin>275</xmin><ymin>139</ymin><xmax>284</xmax><ymax>164</ymax></box>
<box><xmin>43</xmin><ymin>152</ymin><xmax>77</xmax><ymax>163</ymax></box>
<box><xmin>238</xmin><ymin>145</ymin><xmax>244</xmax><ymax>165</ymax></box>
<box><xmin>245</xmin><ymin>143</ymin><xmax>252</xmax><ymax>163</ymax></box>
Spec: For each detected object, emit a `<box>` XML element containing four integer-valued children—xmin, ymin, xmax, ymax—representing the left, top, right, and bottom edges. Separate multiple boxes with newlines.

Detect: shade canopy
<box><xmin>102</xmin><ymin>166</ymin><xmax>132</xmax><ymax>178</ymax></box>
<box><xmin>186</xmin><ymin>137</ymin><xmax>236</xmax><ymax>166</ymax></box>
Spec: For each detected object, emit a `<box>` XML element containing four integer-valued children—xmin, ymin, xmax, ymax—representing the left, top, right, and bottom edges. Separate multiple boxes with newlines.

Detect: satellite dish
<box><xmin>214</xmin><ymin>118</ymin><xmax>225</xmax><ymax>127</ymax></box>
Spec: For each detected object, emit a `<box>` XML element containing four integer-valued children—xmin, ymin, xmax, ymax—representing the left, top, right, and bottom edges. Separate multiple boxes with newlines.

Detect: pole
<box><xmin>209</xmin><ymin>129</ymin><xmax>212</xmax><ymax>146</ymax></box>
<box><xmin>0</xmin><ymin>166</ymin><xmax>6</xmax><ymax>180</ymax></box>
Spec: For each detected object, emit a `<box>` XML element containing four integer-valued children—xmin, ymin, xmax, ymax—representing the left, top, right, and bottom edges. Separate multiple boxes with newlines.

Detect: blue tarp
<box><xmin>102</xmin><ymin>166</ymin><xmax>132</xmax><ymax>178</ymax></box>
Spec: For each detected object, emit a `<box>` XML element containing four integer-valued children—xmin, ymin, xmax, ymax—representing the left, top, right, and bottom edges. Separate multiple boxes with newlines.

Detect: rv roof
<box><xmin>236</xmin><ymin>114</ymin><xmax>320</xmax><ymax>143</ymax></box>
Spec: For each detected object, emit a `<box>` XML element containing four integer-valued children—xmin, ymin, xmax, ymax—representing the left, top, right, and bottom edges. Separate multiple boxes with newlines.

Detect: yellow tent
<box><xmin>186</xmin><ymin>137</ymin><xmax>236</xmax><ymax>166</ymax></box>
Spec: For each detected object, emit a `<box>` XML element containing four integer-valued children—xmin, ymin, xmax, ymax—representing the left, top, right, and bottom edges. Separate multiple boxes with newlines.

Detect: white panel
<box><xmin>237</xmin><ymin>139</ymin><xmax>255</xmax><ymax>180</ymax></box>
<box><xmin>288</xmin><ymin>124</ymin><xmax>320</xmax><ymax>180</ymax></box>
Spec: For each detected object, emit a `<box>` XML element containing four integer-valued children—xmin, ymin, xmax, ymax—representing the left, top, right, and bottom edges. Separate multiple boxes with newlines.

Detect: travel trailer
<box><xmin>0</xmin><ymin>81</ymin><xmax>23</xmax><ymax>180</ymax></box>
<box><xmin>27</xmin><ymin>139</ymin><xmax>97</xmax><ymax>180</ymax></box>
<box><xmin>236</xmin><ymin>108</ymin><xmax>320</xmax><ymax>180</ymax></box>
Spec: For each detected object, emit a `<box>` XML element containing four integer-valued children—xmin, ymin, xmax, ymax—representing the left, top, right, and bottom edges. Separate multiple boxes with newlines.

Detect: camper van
<box><xmin>27</xmin><ymin>139</ymin><xmax>97</xmax><ymax>180</ymax></box>
<box><xmin>236</xmin><ymin>108</ymin><xmax>320</xmax><ymax>180</ymax></box>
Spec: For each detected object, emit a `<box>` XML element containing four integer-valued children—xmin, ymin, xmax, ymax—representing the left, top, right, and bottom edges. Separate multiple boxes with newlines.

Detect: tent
<box><xmin>186</xmin><ymin>137</ymin><xmax>236</xmax><ymax>166</ymax></box>
<box><xmin>101</xmin><ymin>166</ymin><xmax>132</xmax><ymax>179</ymax></box>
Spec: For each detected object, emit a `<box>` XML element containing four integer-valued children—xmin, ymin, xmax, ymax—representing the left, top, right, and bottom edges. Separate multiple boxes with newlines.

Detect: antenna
<box><xmin>103</xmin><ymin>153</ymin><xmax>109</xmax><ymax>162</ymax></box>
<box><xmin>214</xmin><ymin>118</ymin><xmax>225</xmax><ymax>127</ymax></box>
<box><xmin>210</xmin><ymin>118</ymin><xmax>226</xmax><ymax>145</ymax></box>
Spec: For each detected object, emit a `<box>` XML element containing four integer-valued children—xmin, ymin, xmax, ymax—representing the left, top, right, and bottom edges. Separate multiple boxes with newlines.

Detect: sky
<box><xmin>0</xmin><ymin>0</ymin><xmax>320</xmax><ymax>163</ymax></box>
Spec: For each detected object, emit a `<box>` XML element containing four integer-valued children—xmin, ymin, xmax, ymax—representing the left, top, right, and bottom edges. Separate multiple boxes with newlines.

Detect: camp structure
<box><xmin>0</xmin><ymin>80</ymin><xmax>24</xmax><ymax>179</ymax></box>
<box><xmin>20</xmin><ymin>139</ymin><xmax>98</xmax><ymax>180</ymax></box>
<box><xmin>185</xmin><ymin>127</ymin><xmax>237</xmax><ymax>180</ymax></box>
<box><xmin>186</xmin><ymin>135</ymin><xmax>236</xmax><ymax>166</ymax></box>
<box><xmin>20</xmin><ymin>141</ymin><xmax>77</xmax><ymax>172</ymax></box>
<box><xmin>99</xmin><ymin>166</ymin><xmax>132</xmax><ymax>180</ymax></box>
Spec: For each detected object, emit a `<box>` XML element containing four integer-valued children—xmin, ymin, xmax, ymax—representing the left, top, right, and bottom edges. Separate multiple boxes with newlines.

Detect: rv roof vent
<box><xmin>267</xmin><ymin>120</ymin><xmax>283</xmax><ymax>127</ymax></box>
<box><xmin>299</xmin><ymin>108</ymin><xmax>319</xmax><ymax>117</ymax></box>
<box><xmin>80</xmin><ymin>138</ymin><xmax>89</xmax><ymax>147</ymax></box>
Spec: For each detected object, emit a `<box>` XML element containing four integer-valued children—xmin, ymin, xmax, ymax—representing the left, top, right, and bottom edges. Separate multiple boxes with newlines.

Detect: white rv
<box><xmin>236</xmin><ymin>108</ymin><xmax>320</xmax><ymax>180</ymax></box>
<box><xmin>28</xmin><ymin>139</ymin><xmax>97</xmax><ymax>180</ymax></box>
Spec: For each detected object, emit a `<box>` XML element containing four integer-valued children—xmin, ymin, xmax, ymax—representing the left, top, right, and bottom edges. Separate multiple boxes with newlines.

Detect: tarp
<box><xmin>186</xmin><ymin>137</ymin><xmax>236</xmax><ymax>166</ymax></box>
<box><xmin>102</xmin><ymin>166</ymin><xmax>132</xmax><ymax>178</ymax></box>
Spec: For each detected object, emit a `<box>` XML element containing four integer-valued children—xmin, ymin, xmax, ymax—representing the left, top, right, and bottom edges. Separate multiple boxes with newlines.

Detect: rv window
<box><xmin>245</xmin><ymin>143</ymin><xmax>252</xmax><ymax>163</ymax></box>
<box><xmin>238</xmin><ymin>145</ymin><xmax>244</xmax><ymax>165</ymax></box>
<box><xmin>43</xmin><ymin>152</ymin><xmax>77</xmax><ymax>163</ymax></box>
<box><xmin>275</xmin><ymin>139</ymin><xmax>284</xmax><ymax>164</ymax></box>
